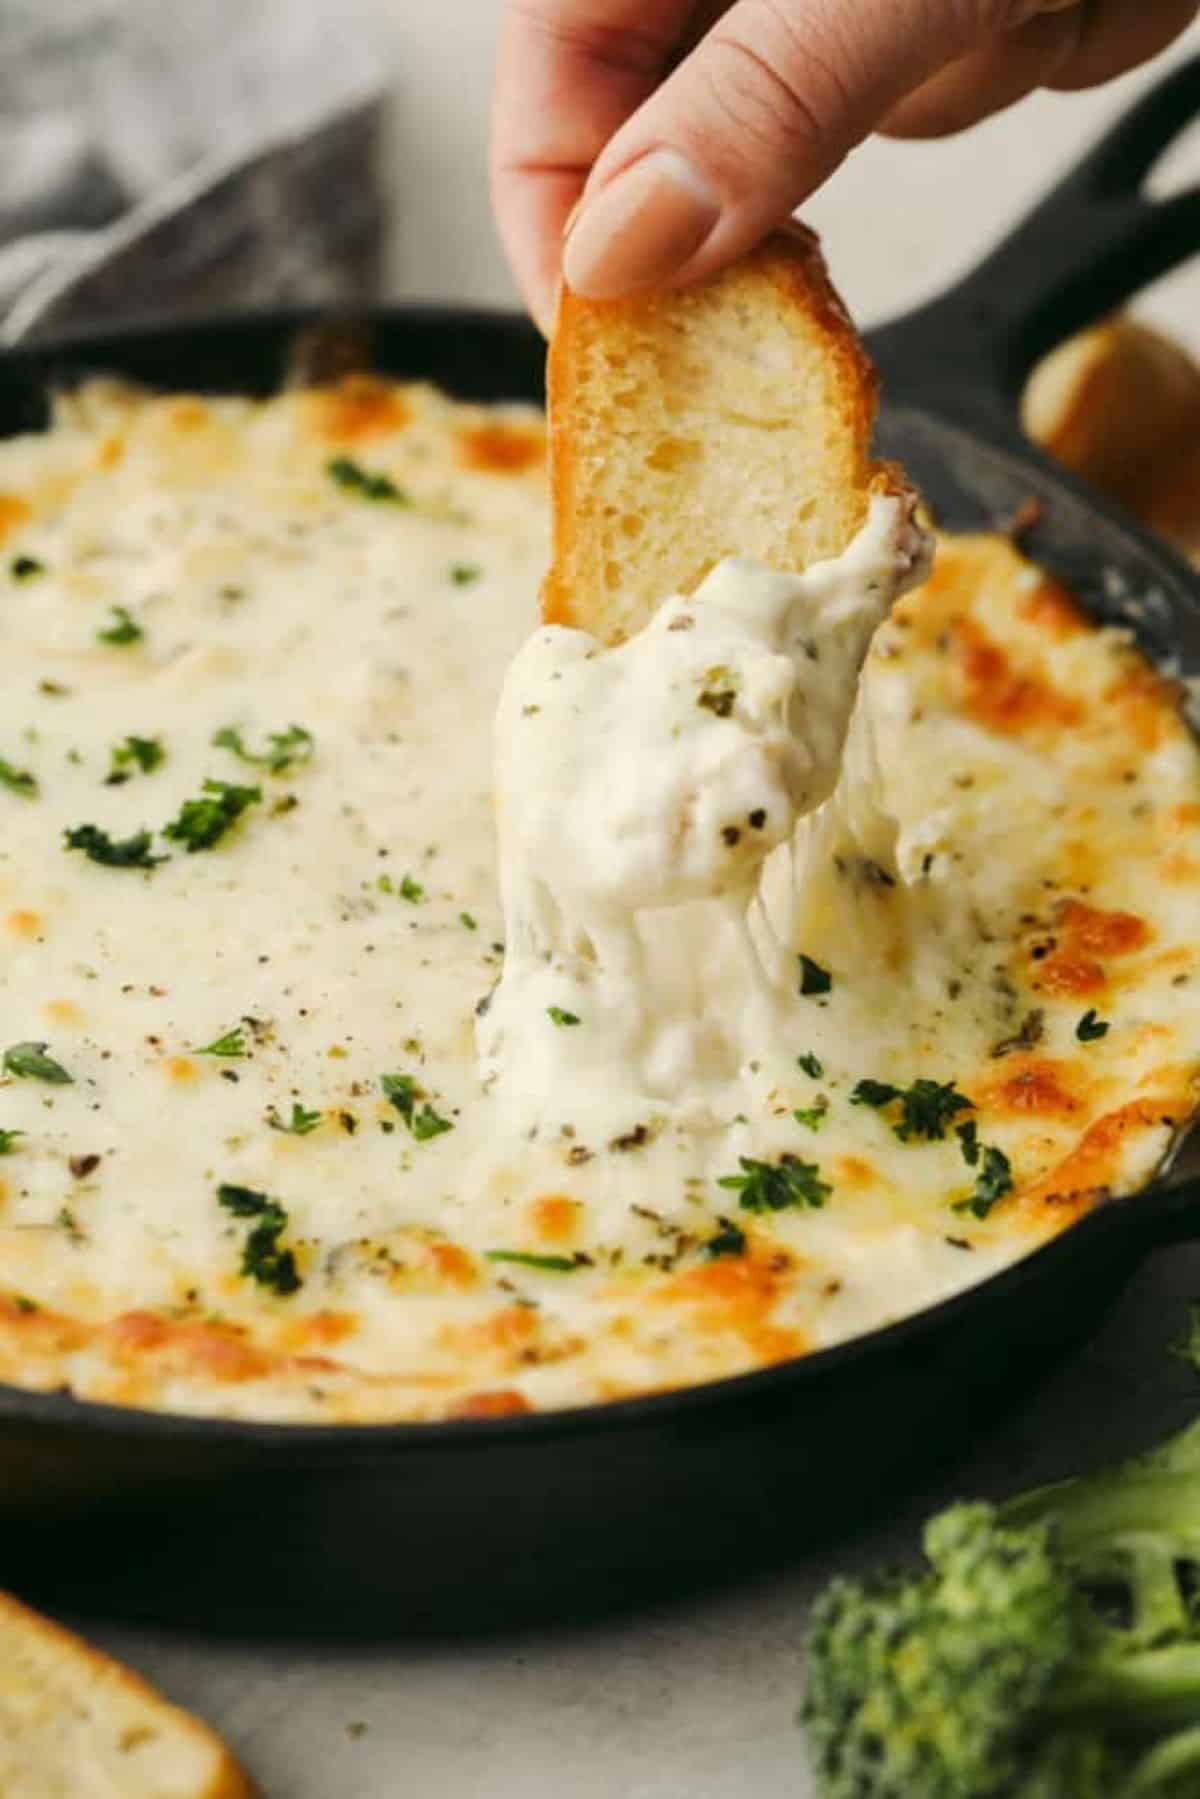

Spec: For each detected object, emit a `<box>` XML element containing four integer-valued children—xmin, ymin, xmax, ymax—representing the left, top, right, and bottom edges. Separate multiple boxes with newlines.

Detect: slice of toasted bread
<box><xmin>0</xmin><ymin>1590</ymin><xmax>255</xmax><ymax>1799</ymax></box>
<box><xmin>542</xmin><ymin>223</ymin><xmax>903</xmax><ymax>641</ymax></box>
<box><xmin>1022</xmin><ymin>315</ymin><xmax>1200</xmax><ymax>558</ymax></box>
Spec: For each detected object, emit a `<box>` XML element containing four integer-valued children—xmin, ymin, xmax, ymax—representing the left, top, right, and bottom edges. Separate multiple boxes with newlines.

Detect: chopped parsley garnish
<box><xmin>215</xmin><ymin>1183</ymin><xmax>272</xmax><ymax>1217</ymax></box>
<box><xmin>63</xmin><ymin>823</ymin><xmax>163</xmax><ymax>869</ymax></box>
<box><xmin>851</xmin><ymin>1076</ymin><xmax>974</xmax><ymax>1142</ymax></box>
<box><xmin>3</xmin><ymin>1041</ymin><xmax>72</xmax><ymax>1084</ymax></box>
<box><xmin>399</xmin><ymin>874</ymin><xmax>424</xmax><ymax>903</ymax></box>
<box><xmin>241</xmin><ymin>1222</ymin><xmax>301</xmax><ymax>1295</ymax></box>
<box><xmin>268</xmin><ymin>1102</ymin><xmax>322</xmax><ymax>1136</ymax></box>
<box><xmin>0</xmin><ymin>1129</ymin><xmax>23</xmax><ymax>1154</ymax></box>
<box><xmin>718</xmin><ymin>1154</ymin><xmax>831</xmax><ymax>1212</ymax></box>
<box><xmin>216</xmin><ymin>1183</ymin><xmax>301</xmax><ymax>1295</ymax></box>
<box><xmin>109</xmin><ymin>734</ymin><xmax>164</xmax><ymax>780</ymax></box>
<box><xmin>798</xmin><ymin>1051</ymin><xmax>824</xmax><ymax>1079</ymax></box>
<box><xmin>163</xmin><ymin>779</ymin><xmax>260</xmax><ymax>852</ymax></box>
<box><xmin>212</xmin><ymin>723</ymin><xmax>313</xmax><ymax>775</ymax></box>
<box><xmin>547</xmin><ymin>1007</ymin><xmax>581</xmax><ymax>1027</ymax></box>
<box><xmin>327</xmin><ymin>456</ymin><xmax>408</xmax><ymax>504</ymax></box>
<box><xmin>459</xmin><ymin>911</ymin><xmax>478</xmax><ymax>931</ymax></box>
<box><xmin>852</xmin><ymin>1078</ymin><xmax>899</xmax><ymax>1109</ymax></box>
<box><xmin>793</xmin><ymin>1098</ymin><xmax>828</xmax><ymax>1132</ymax></box>
<box><xmin>0</xmin><ymin>756</ymin><xmax>37</xmax><ymax>798</ymax></box>
<box><xmin>380</xmin><ymin>1072</ymin><xmax>454</xmax><ymax>1142</ymax></box>
<box><xmin>952</xmin><ymin>1117</ymin><xmax>1012</xmax><ymax>1219</ymax></box>
<box><xmin>450</xmin><ymin>563</ymin><xmax>481</xmax><ymax>585</ymax></box>
<box><xmin>96</xmin><ymin>605</ymin><xmax>143</xmax><ymax>646</ymax></box>
<box><xmin>704</xmin><ymin>1220</ymin><xmax>747</xmax><ymax>1259</ymax></box>
<box><xmin>798</xmin><ymin>955</ymin><xmax>832</xmax><ymax>997</ymax></box>
<box><xmin>411</xmin><ymin>1105</ymin><xmax>453</xmax><ymax>1143</ymax></box>
<box><xmin>196</xmin><ymin>1027</ymin><xmax>246</xmax><ymax>1058</ymax></box>
<box><xmin>10</xmin><ymin>555</ymin><xmax>43</xmax><ymax>581</ymax></box>
<box><xmin>485</xmin><ymin>1250</ymin><xmax>579</xmax><ymax>1273</ymax></box>
<box><xmin>895</xmin><ymin>1080</ymin><xmax>974</xmax><ymax>1141</ymax></box>
<box><xmin>1076</xmin><ymin>1009</ymin><xmax>1110</xmax><ymax>1043</ymax></box>
<box><xmin>957</xmin><ymin>1145</ymin><xmax>1014</xmax><ymax>1220</ymax></box>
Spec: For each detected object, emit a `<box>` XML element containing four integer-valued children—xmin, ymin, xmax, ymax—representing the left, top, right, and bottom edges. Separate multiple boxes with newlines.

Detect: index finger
<box><xmin>490</xmin><ymin>0</ymin><xmax>699</xmax><ymax>330</ymax></box>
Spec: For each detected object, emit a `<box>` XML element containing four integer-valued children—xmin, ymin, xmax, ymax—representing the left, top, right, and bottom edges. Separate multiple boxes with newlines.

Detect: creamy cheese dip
<box><xmin>0</xmin><ymin>376</ymin><xmax>1195</xmax><ymax>1424</ymax></box>
<box><xmin>481</xmin><ymin>494</ymin><xmax>931</xmax><ymax>1142</ymax></box>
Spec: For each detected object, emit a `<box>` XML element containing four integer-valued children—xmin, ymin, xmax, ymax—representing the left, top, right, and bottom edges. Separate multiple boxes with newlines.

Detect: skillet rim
<box><xmin>0</xmin><ymin>301</ymin><xmax>1196</xmax><ymax>1455</ymax></box>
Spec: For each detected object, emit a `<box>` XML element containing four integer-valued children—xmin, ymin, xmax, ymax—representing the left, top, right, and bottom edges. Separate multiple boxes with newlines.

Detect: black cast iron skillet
<box><xmin>3</xmin><ymin>62</ymin><xmax>1200</xmax><ymax>1637</ymax></box>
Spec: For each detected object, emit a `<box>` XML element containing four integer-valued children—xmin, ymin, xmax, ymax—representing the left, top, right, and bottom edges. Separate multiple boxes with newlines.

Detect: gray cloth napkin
<box><xmin>0</xmin><ymin>0</ymin><xmax>388</xmax><ymax>345</ymax></box>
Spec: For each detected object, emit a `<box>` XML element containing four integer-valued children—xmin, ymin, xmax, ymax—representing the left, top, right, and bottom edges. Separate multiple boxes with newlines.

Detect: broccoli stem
<box><xmin>1124</xmin><ymin>1722</ymin><xmax>1200</xmax><ymax>1791</ymax></box>
<box><xmin>1104</xmin><ymin>1536</ymin><xmax>1196</xmax><ymax>1644</ymax></box>
<box><xmin>1049</xmin><ymin>1644</ymin><xmax>1200</xmax><ymax>1733</ymax></box>
<box><xmin>1001</xmin><ymin>1419</ymin><xmax>1200</xmax><ymax>1595</ymax></box>
<box><xmin>996</xmin><ymin>1419</ymin><xmax>1200</xmax><ymax>1737</ymax></box>
<box><xmin>1006</xmin><ymin>1473</ymin><xmax>1200</xmax><ymax>1548</ymax></box>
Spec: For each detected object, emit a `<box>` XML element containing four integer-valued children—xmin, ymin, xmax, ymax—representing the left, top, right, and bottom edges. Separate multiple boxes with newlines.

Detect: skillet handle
<box><xmin>1146</xmin><ymin>1180</ymin><xmax>1200</xmax><ymax>1249</ymax></box>
<box><xmin>1142</xmin><ymin>1113</ymin><xmax>1200</xmax><ymax>1247</ymax></box>
<box><xmin>867</xmin><ymin>55</ymin><xmax>1200</xmax><ymax>432</ymax></box>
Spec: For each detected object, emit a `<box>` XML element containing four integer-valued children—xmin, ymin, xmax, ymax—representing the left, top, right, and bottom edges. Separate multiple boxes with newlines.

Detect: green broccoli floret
<box><xmin>804</xmin><ymin>1363</ymin><xmax>1200</xmax><ymax>1796</ymax></box>
<box><xmin>804</xmin><ymin>1504</ymin><xmax>1086</xmax><ymax>1796</ymax></box>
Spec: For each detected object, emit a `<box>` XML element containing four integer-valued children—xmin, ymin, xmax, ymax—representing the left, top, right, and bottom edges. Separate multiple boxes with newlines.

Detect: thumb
<box><xmin>561</xmin><ymin>0</ymin><xmax>1062</xmax><ymax>298</ymax></box>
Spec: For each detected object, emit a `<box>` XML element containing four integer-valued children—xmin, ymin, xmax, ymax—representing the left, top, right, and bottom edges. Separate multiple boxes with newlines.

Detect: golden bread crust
<box><xmin>542</xmin><ymin>224</ymin><xmax>907</xmax><ymax>640</ymax></box>
<box><xmin>0</xmin><ymin>1589</ymin><xmax>256</xmax><ymax>1797</ymax></box>
<box><xmin>1022</xmin><ymin>315</ymin><xmax>1200</xmax><ymax>562</ymax></box>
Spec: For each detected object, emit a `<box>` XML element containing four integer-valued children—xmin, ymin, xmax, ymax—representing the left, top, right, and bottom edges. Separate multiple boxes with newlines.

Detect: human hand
<box><xmin>491</xmin><ymin>0</ymin><xmax>1197</xmax><ymax>331</ymax></box>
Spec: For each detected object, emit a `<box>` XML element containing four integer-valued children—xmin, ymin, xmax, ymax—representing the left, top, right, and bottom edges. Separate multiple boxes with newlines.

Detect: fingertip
<box><xmin>516</xmin><ymin>253</ymin><xmax>559</xmax><ymax>341</ymax></box>
<box><xmin>561</xmin><ymin>147</ymin><xmax>722</xmax><ymax>299</ymax></box>
<box><xmin>492</xmin><ymin>169</ymin><xmax>582</xmax><ymax>337</ymax></box>
<box><xmin>532</xmin><ymin>287</ymin><xmax>557</xmax><ymax>341</ymax></box>
<box><xmin>531</xmin><ymin>240</ymin><xmax>567</xmax><ymax>340</ymax></box>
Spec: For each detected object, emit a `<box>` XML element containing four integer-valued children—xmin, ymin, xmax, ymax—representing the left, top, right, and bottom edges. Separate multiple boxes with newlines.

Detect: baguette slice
<box><xmin>542</xmin><ymin>223</ymin><xmax>908</xmax><ymax>641</ymax></box>
<box><xmin>1021</xmin><ymin>315</ymin><xmax>1200</xmax><ymax>565</ymax></box>
<box><xmin>0</xmin><ymin>1590</ymin><xmax>256</xmax><ymax>1799</ymax></box>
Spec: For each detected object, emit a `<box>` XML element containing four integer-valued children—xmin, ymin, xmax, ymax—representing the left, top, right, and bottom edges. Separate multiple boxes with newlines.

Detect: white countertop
<box><xmin>80</xmin><ymin>10</ymin><xmax>1200</xmax><ymax>1795</ymax></box>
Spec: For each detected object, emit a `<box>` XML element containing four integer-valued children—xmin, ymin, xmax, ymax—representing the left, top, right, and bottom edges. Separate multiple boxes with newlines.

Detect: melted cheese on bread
<box><xmin>0</xmin><ymin>375</ymin><xmax>1195</xmax><ymax>1423</ymax></box>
